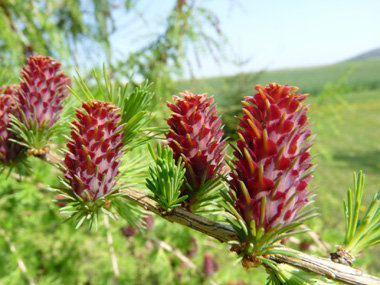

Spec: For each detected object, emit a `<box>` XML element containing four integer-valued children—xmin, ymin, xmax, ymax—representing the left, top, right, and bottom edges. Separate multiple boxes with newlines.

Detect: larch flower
<box><xmin>229</xmin><ymin>83</ymin><xmax>313</xmax><ymax>233</ymax></box>
<box><xmin>202</xmin><ymin>253</ymin><xmax>219</xmax><ymax>277</ymax></box>
<box><xmin>18</xmin><ymin>55</ymin><xmax>70</xmax><ymax>129</ymax></box>
<box><xmin>0</xmin><ymin>84</ymin><xmax>23</xmax><ymax>163</ymax></box>
<box><xmin>64</xmin><ymin>100</ymin><xmax>124</xmax><ymax>201</ymax></box>
<box><xmin>166</xmin><ymin>91</ymin><xmax>226</xmax><ymax>210</ymax></box>
<box><xmin>121</xmin><ymin>225</ymin><xmax>137</xmax><ymax>238</ymax></box>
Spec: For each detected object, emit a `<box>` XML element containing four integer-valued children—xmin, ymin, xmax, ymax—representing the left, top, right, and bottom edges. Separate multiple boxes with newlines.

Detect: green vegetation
<box><xmin>176</xmin><ymin>58</ymin><xmax>380</xmax><ymax>96</ymax></box>
<box><xmin>308</xmin><ymin>88</ymin><xmax>380</xmax><ymax>274</ymax></box>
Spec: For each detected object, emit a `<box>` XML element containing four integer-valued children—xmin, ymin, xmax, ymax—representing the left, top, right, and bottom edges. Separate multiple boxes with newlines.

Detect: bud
<box><xmin>121</xmin><ymin>225</ymin><xmax>137</xmax><ymax>238</ymax></box>
<box><xmin>142</xmin><ymin>214</ymin><xmax>154</xmax><ymax>231</ymax></box>
<box><xmin>186</xmin><ymin>237</ymin><xmax>198</xmax><ymax>258</ymax></box>
<box><xmin>56</xmin><ymin>195</ymin><xmax>67</xmax><ymax>208</ymax></box>
<box><xmin>202</xmin><ymin>253</ymin><xmax>219</xmax><ymax>277</ymax></box>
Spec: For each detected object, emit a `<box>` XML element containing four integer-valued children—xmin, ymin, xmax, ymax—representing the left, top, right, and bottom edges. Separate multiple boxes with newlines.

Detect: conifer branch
<box><xmin>120</xmin><ymin>186</ymin><xmax>238</xmax><ymax>243</ymax></box>
<box><xmin>36</xmin><ymin>149</ymin><xmax>66</xmax><ymax>173</ymax></box>
<box><xmin>37</xmin><ymin>149</ymin><xmax>380</xmax><ymax>284</ymax></box>
<box><xmin>267</xmin><ymin>252</ymin><xmax>380</xmax><ymax>285</ymax></box>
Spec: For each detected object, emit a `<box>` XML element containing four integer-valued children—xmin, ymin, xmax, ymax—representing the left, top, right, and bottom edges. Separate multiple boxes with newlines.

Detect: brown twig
<box><xmin>103</xmin><ymin>215</ymin><xmax>120</xmax><ymax>279</ymax></box>
<box><xmin>119</xmin><ymin>186</ymin><xmax>238</xmax><ymax>243</ymax></box>
<box><xmin>36</xmin><ymin>150</ymin><xmax>66</xmax><ymax>173</ymax></box>
<box><xmin>121</xmin><ymin>186</ymin><xmax>380</xmax><ymax>284</ymax></box>
<box><xmin>149</xmin><ymin>237</ymin><xmax>218</xmax><ymax>285</ymax></box>
<box><xmin>150</xmin><ymin>236</ymin><xmax>197</xmax><ymax>270</ymax></box>
<box><xmin>0</xmin><ymin>225</ymin><xmax>36</xmax><ymax>285</ymax></box>
<box><xmin>268</xmin><ymin>252</ymin><xmax>380</xmax><ymax>285</ymax></box>
<box><xmin>300</xmin><ymin>224</ymin><xmax>331</xmax><ymax>256</ymax></box>
<box><xmin>36</xmin><ymin>150</ymin><xmax>380</xmax><ymax>284</ymax></box>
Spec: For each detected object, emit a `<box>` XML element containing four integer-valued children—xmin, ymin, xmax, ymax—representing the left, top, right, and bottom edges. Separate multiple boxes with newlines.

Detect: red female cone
<box><xmin>229</xmin><ymin>83</ymin><xmax>313</xmax><ymax>233</ymax></box>
<box><xmin>64</xmin><ymin>100</ymin><xmax>124</xmax><ymax>201</ymax></box>
<box><xmin>166</xmin><ymin>91</ymin><xmax>226</xmax><ymax>209</ymax></box>
<box><xmin>18</xmin><ymin>56</ymin><xmax>70</xmax><ymax>129</ymax></box>
<box><xmin>0</xmin><ymin>85</ymin><xmax>23</xmax><ymax>163</ymax></box>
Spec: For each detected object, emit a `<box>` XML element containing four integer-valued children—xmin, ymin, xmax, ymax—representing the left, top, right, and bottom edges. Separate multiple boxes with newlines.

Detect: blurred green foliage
<box><xmin>0</xmin><ymin>0</ymin><xmax>225</xmax><ymax>107</ymax></box>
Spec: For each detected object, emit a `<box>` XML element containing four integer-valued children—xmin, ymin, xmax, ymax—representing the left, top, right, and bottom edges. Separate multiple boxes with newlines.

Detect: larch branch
<box><xmin>37</xmin><ymin>150</ymin><xmax>380</xmax><ymax>285</ymax></box>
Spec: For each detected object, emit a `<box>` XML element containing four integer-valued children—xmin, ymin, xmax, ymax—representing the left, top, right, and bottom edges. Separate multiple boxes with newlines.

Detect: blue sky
<box><xmin>111</xmin><ymin>0</ymin><xmax>380</xmax><ymax>79</ymax></box>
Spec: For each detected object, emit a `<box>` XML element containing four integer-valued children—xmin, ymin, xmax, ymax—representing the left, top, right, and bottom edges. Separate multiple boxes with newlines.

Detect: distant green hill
<box><xmin>176</xmin><ymin>58</ymin><xmax>380</xmax><ymax>101</ymax></box>
<box><xmin>175</xmin><ymin>58</ymin><xmax>380</xmax><ymax>140</ymax></box>
<box><xmin>346</xmin><ymin>47</ymin><xmax>380</xmax><ymax>61</ymax></box>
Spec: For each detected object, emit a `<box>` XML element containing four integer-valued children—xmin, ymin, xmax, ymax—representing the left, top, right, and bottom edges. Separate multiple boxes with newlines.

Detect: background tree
<box><xmin>0</xmin><ymin>0</ymin><xmax>224</xmax><ymax>100</ymax></box>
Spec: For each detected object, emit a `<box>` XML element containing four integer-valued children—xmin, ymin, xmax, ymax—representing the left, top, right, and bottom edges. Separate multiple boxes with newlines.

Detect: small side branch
<box><xmin>36</xmin><ymin>150</ymin><xmax>66</xmax><ymax>173</ymax></box>
<box><xmin>268</xmin><ymin>252</ymin><xmax>380</xmax><ymax>285</ymax></box>
<box><xmin>103</xmin><ymin>215</ymin><xmax>120</xmax><ymax>279</ymax></box>
<box><xmin>150</xmin><ymin>236</ymin><xmax>197</xmax><ymax>270</ymax></box>
<box><xmin>119</xmin><ymin>187</ymin><xmax>238</xmax><ymax>243</ymax></box>
<box><xmin>0</xmin><ymin>225</ymin><xmax>36</xmax><ymax>285</ymax></box>
<box><xmin>300</xmin><ymin>224</ymin><xmax>331</xmax><ymax>256</ymax></box>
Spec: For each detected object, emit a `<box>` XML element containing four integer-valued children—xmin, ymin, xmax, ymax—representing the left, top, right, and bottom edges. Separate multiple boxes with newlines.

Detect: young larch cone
<box><xmin>202</xmin><ymin>253</ymin><xmax>219</xmax><ymax>277</ymax></box>
<box><xmin>229</xmin><ymin>83</ymin><xmax>313</xmax><ymax>233</ymax></box>
<box><xmin>186</xmin><ymin>236</ymin><xmax>198</xmax><ymax>258</ymax></box>
<box><xmin>143</xmin><ymin>214</ymin><xmax>154</xmax><ymax>231</ymax></box>
<box><xmin>0</xmin><ymin>84</ymin><xmax>23</xmax><ymax>163</ymax></box>
<box><xmin>64</xmin><ymin>100</ymin><xmax>124</xmax><ymax>201</ymax></box>
<box><xmin>121</xmin><ymin>225</ymin><xmax>137</xmax><ymax>238</ymax></box>
<box><xmin>166</xmin><ymin>91</ymin><xmax>226</xmax><ymax>208</ymax></box>
<box><xmin>18</xmin><ymin>56</ymin><xmax>70</xmax><ymax>129</ymax></box>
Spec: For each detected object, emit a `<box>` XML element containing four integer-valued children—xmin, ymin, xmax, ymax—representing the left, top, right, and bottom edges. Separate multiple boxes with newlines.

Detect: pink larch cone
<box><xmin>0</xmin><ymin>84</ymin><xmax>23</xmax><ymax>163</ymax></box>
<box><xmin>64</xmin><ymin>100</ymin><xmax>124</xmax><ymax>201</ymax></box>
<box><xmin>166</xmin><ymin>91</ymin><xmax>226</xmax><ymax>208</ymax></box>
<box><xmin>229</xmin><ymin>83</ymin><xmax>313</xmax><ymax>233</ymax></box>
<box><xmin>18</xmin><ymin>56</ymin><xmax>70</xmax><ymax>129</ymax></box>
<box><xmin>202</xmin><ymin>253</ymin><xmax>219</xmax><ymax>277</ymax></box>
